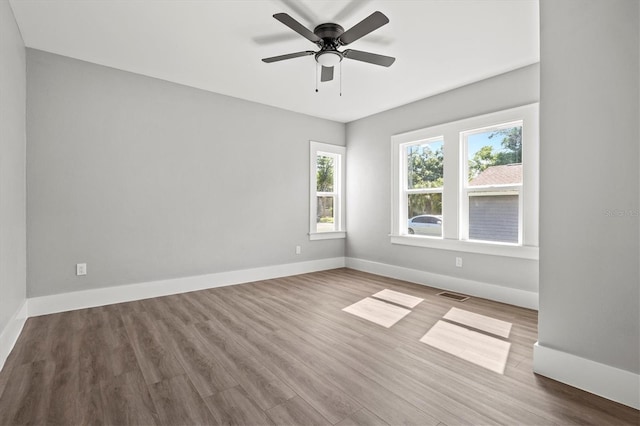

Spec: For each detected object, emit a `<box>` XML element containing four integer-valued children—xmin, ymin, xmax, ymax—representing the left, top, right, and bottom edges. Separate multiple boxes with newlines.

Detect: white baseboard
<box><xmin>28</xmin><ymin>257</ymin><xmax>346</xmax><ymax>317</ymax></box>
<box><xmin>533</xmin><ymin>342</ymin><xmax>640</xmax><ymax>409</ymax></box>
<box><xmin>345</xmin><ymin>257</ymin><xmax>538</xmax><ymax>310</ymax></box>
<box><xmin>0</xmin><ymin>300</ymin><xmax>28</xmax><ymax>373</ymax></box>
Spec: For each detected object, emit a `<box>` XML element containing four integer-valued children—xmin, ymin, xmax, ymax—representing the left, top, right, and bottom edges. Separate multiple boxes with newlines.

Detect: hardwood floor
<box><xmin>0</xmin><ymin>268</ymin><xmax>637</xmax><ymax>425</ymax></box>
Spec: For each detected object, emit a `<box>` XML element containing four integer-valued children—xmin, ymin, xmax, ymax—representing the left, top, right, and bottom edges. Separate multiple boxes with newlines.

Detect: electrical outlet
<box><xmin>76</xmin><ymin>263</ymin><xmax>87</xmax><ymax>276</ymax></box>
<box><xmin>295</xmin><ymin>245</ymin><xmax>301</xmax><ymax>255</ymax></box>
<box><xmin>455</xmin><ymin>257</ymin><xmax>463</xmax><ymax>268</ymax></box>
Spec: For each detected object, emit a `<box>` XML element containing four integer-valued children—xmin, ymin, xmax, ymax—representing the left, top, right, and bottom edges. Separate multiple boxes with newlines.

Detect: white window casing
<box><xmin>310</xmin><ymin>141</ymin><xmax>346</xmax><ymax>240</ymax></box>
<box><xmin>390</xmin><ymin>103</ymin><xmax>539</xmax><ymax>259</ymax></box>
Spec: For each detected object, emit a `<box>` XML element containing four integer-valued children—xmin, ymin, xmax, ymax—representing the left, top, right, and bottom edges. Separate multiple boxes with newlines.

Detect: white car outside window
<box><xmin>407</xmin><ymin>215</ymin><xmax>442</xmax><ymax>236</ymax></box>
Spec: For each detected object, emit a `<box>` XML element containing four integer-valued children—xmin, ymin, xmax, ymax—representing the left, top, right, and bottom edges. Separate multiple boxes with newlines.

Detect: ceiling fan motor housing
<box><xmin>313</xmin><ymin>23</ymin><xmax>344</xmax><ymax>46</ymax></box>
<box><xmin>313</xmin><ymin>23</ymin><xmax>344</xmax><ymax>66</ymax></box>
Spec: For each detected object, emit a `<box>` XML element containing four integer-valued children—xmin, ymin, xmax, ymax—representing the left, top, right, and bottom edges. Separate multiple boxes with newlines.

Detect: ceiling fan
<box><xmin>261</xmin><ymin>11</ymin><xmax>395</xmax><ymax>83</ymax></box>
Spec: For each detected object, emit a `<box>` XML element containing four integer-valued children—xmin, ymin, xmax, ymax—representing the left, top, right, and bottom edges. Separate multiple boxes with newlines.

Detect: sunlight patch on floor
<box><xmin>372</xmin><ymin>289</ymin><xmax>424</xmax><ymax>308</ymax></box>
<box><xmin>420</xmin><ymin>320</ymin><xmax>511</xmax><ymax>374</ymax></box>
<box><xmin>443</xmin><ymin>307</ymin><xmax>512</xmax><ymax>338</ymax></box>
<box><xmin>342</xmin><ymin>297</ymin><xmax>412</xmax><ymax>328</ymax></box>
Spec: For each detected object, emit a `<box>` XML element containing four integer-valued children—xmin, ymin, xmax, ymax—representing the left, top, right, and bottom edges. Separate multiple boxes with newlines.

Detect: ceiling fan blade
<box><xmin>273</xmin><ymin>13</ymin><xmax>321</xmax><ymax>43</ymax></box>
<box><xmin>343</xmin><ymin>49</ymin><xmax>395</xmax><ymax>67</ymax></box>
<box><xmin>320</xmin><ymin>66</ymin><xmax>334</xmax><ymax>82</ymax></box>
<box><xmin>339</xmin><ymin>11</ymin><xmax>389</xmax><ymax>45</ymax></box>
<box><xmin>262</xmin><ymin>51</ymin><xmax>315</xmax><ymax>63</ymax></box>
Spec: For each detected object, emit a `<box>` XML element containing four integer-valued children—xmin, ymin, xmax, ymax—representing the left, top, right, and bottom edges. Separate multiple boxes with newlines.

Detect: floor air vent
<box><xmin>436</xmin><ymin>291</ymin><xmax>470</xmax><ymax>302</ymax></box>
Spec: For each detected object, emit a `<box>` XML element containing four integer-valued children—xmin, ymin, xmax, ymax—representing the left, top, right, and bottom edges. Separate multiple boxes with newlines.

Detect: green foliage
<box><xmin>490</xmin><ymin>126</ymin><xmax>522</xmax><ymax>153</ymax></box>
<box><xmin>469</xmin><ymin>145</ymin><xmax>497</xmax><ymax>179</ymax></box>
<box><xmin>469</xmin><ymin>127</ymin><xmax>522</xmax><ymax>179</ymax></box>
<box><xmin>316</xmin><ymin>156</ymin><xmax>335</xmax><ymax>223</ymax></box>
<box><xmin>408</xmin><ymin>193</ymin><xmax>442</xmax><ymax>218</ymax></box>
<box><xmin>490</xmin><ymin>126</ymin><xmax>522</xmax><ymax>165</ymax></box>
<box><xmin>406</xmin><ymin>144</ymin><xmax>444</xmax><ymax>217</ymax></box>
<box><xmin>317</xmin><ymin>155</ymin><xmax>334</xmax><ymax>192</ymax></box>
<box><xmin>407</xmin><ymin>144</ymin><xmax>443</xmax><ymax>189</ymax></box>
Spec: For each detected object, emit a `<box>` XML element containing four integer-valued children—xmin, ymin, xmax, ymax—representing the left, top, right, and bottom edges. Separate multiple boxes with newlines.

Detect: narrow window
<box><xmin>463</xmin><ymin>123</ymin><xmax>523</xmax><ymax>244</ymax></box>
<box><xmin>310</xmin><ymin>142</ymin><xmax>345</xmax><ymax>240</ymax></box>
<box><xmin>402</xmin><ymin>139</ymin><xmax>444</xmax><ymax>237</ymax></box>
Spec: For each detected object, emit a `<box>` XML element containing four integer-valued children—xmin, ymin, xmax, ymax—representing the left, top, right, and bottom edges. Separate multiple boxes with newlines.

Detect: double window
<box><xmin>309</xmin><ymin>141</ymin><xmax>346</xmax><ymax>240</ymax></box>
<box><xmin>391</xmin><ymin>104</ymin><xmax>539</xmax><ymax>258</ymax></box>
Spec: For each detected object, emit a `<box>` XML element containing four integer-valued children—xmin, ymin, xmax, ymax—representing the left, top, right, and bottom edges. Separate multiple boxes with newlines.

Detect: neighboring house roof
<box><xmin>470</xmin><ymin>164</ymin><xmax>522</xmax><ymax>186</ymax></box>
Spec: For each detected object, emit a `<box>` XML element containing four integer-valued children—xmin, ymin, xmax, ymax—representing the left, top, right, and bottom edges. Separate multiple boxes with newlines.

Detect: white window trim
<box><xmin>400</xmin><ymin>137</ymin><xmax>444</xmax><ymax>238</ymax></box>
<box><xmin>309</xmin><ymin>141</ymin><xmax>346</xmax><ymax>240</ymax></box>
<box><xmin>460</xmin><ymin>120</ymin><xmax>525</xmax><ymax>245</ymax></box>
<box><xmin>390</xmin><ymin>103</ymin><xmax>539</xmax><ymax>260</ymax></box>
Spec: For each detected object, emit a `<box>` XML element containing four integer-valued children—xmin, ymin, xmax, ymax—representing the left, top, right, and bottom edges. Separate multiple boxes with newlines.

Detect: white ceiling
<box><xmin>9</xmin><ymin>0</ymin><xmax>539</xmax><ymax>123</ymax></box>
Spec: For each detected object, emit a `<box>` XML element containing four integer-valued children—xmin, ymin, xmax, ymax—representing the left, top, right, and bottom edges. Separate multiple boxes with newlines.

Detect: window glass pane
<box><xmin>467</xmin><ymin>126</ymin><xmax>522</xmax><ymax>186</ymax></box>
<box><xmin>407</xmin><ymin>193</ymin><xmax>442</xmax><ymax>237</ymax></box>
<box><xmin>317</xmin><ymin>154</ymin><xmax>335</xmax><ymax>192</ymax></box>
<box><xmin>468</xmin><ymin>194</ymin><xmax>519</xmax><ymax>243</ymax></box>
<box><xmin>316</xmin><ymin>196</ymin><xmax>335</xmax><ymax>232</ymax></box>
<box><xmin>406</xmin><ymin>140</ymin><xmax>443</xmax><ymax>190</ymax></box>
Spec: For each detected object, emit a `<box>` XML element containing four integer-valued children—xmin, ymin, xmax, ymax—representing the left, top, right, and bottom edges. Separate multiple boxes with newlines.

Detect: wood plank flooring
<box><xmin>0</xmin><ymin>268</ymin><xmax>637</xmax><ymax>425</ymax></box>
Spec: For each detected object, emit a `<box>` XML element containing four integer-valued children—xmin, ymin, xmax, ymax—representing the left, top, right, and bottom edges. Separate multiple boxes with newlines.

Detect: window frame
<box><xmin>309</xmin><ymin>141</ymin><xmax>346</xmax><ymax>240</ymax></box>
<box><xmin>461</xmin><ymin>121</ymin><xmax>524</xmax><ymax>244</ymax></box>
<box><xmin>401</xmin><ymin>137</ymin><xmax>445</xmax><ymax>238</ymax></box>
<box><xmin>390</xmin><ymin>104</ymin><xmax>539</xmax><ymax>259</ymax></box>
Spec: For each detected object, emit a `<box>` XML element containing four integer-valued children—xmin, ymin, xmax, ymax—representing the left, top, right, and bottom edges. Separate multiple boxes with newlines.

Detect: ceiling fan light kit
<box><xmin>262</xmin><ymin>10</ymin><xmax>395</xmax><ymax>93</ymax></box>
<box><xmin>315</xmin><ymin>50</ymin><xmax>342</xmax><ymax>67</ymax></box>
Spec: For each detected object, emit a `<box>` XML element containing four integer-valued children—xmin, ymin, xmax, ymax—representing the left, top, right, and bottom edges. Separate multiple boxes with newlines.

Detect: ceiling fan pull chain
<box><xmin>315</xmin><ymin>63</ymin><xmax>319</xmax><ymax>93</ymax></box>
<box><xmin>340</xmin><ymin>62</ymin><xmax>342</xmax><ymax>97</ymax></box>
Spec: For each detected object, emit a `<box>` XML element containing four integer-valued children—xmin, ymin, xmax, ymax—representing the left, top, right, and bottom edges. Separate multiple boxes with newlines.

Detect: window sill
<box><xmin>310</xmin><ymin>231</ymin><xmax>346</xmax><ymax>241</ymax></box>
<box><xmin>389</xmin><ymin>235</ymin><xmax>538</xmax><ymax>260</ymax></box>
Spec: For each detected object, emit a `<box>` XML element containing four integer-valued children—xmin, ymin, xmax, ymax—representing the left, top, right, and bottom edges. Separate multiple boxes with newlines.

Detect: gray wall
<box><xmin>345</xmin><ymin>64</ymin><xmax>539</xmax><ymax>295</ymax></box>
<box><xmin>539</xmin><ymin>0</ymin><xmax>639</xmax><ymax>373</ymax></box>
<box><xmin>0</xmin><ymin>2</ymin><xmax>27</xmax><ymax>335</ymax></box>
<box><xmin>26</xmin><ymin>50</ymin><xmax>345</xmax><ymax>298</ymax></box>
